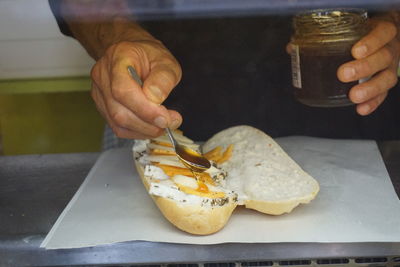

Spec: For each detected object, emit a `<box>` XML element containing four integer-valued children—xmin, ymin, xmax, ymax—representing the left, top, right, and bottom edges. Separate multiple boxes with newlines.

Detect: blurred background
<box><xmin>1</xmin><ymin>0</ymin><xmax>399</xmax><ymax>155</ymax></box>
<box><xmin>0</xmin><ymin>0</ymin><xmax>103</xmax><ymax>155</ymax></box>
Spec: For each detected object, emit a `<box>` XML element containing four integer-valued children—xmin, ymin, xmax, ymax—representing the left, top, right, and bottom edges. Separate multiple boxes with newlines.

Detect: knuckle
<box><xmin>111</xmin><ymin>111</ymin><xmax>128</xmax><ymax>127</ymax></box>
<box><xmin>359</xmin><ymin>59</ymin><xmax>373</xmax><ymax>75</ymax></box>
<box><xmin>109</xmin><ymin>42</ymin><xmax>139</xmax><ymax>63</ymax></box>
<box><xmin>110</xmin><ymin>85</ymin><xmax>125</xmax><ymax>101</ymax></box>
<box><xmin>112</xmin><ymin>41</ymin><xmax>129</xmax><ymax>53</ymax></box>
<box><xmin>90</xmin><ymin>64</ymin><xmax>101</xmax><ymax>80</ymax></box>
<box><xmin>159</xmin><ymin>56</ymin><xmax>182</xmax><ymax>84</ymax></box>
<box><xmin>129</xmin><ymin>103</ymin><xmax>143</xmax><ymax>117</ymax></box>
<box><xmin>159</xmin><ymin>69</ymin><xmax>177</xmax><ymax>88</ymax></box>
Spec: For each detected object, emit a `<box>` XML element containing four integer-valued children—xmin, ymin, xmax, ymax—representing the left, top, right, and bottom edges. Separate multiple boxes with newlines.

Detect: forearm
<box><xmin>59</xmin><ymin>0</ymin><xmax>155</xmax><ymax>60</ymax></box>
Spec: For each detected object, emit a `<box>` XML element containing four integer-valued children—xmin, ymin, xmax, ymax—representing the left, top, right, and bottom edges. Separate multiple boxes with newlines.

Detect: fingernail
<box><xmin>170</xmin><ymin>119</ymin><xmax>181</xmax><ymax>129</ymax></box>
<box><xmin>148</xmin><ymin>85</ymin><xmax>164</xmax><ymax>103</ymax></box>
<box><xmin>354</xmin><ymin>45</ymin><xmax>367</xmax><ymax>57</ymax></box>
<box><xmin>343</xmin><ymin>67</ymin><xmax>356</xmax><ymax>80</ymax></box>
<box><xmin>154</xmin><ymin>116</ymin><xmax>167</xmax><ymax>128</ymax></box>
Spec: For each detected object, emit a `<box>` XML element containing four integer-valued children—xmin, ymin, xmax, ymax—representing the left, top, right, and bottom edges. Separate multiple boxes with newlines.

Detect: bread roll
<box><xmin>133</xmin><ymin>125</ymin><xmax>319</xmax><ymax>235</ymax></box>
<box><xmin>203</xmin><ymin>125</ymin><xmax>320</xmax><ymax>215</ymax></box>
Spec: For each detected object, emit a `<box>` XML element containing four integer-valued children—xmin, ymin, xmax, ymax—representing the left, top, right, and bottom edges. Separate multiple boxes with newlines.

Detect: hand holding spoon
<box><xmin>127</xmin><ymin>66</ymin><xmax>211</xmax><ymax>173</ymax></box>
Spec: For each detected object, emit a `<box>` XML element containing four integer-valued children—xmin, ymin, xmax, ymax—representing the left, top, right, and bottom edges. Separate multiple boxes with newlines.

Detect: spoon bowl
<box><xmin>165</xmin><ymin>128</ymin><xmax>211</xmax><ymax>173</ymax></box>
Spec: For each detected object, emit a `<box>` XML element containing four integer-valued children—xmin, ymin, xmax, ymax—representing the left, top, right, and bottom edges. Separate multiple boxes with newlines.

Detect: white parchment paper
<box><xmin>41</xmin><ymin>137</ymin><xmax>400</xmax><ymax>249</ymax></box>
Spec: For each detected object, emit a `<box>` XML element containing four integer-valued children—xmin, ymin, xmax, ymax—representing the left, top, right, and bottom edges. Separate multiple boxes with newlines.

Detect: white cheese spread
<box><xmin>144</xmin><ymin>165</ymin><xmax>169</xmax><ymax>180</ymax></box>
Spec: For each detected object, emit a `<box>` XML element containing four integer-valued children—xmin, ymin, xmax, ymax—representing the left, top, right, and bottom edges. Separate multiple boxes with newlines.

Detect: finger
<box><xmin>93</xmin><ymin>77</ymin><xmax>165</xmax><ymax>139</ymax></box>
<box><xmin>91</xmin><ymin>85</ymin><xmax>109</xmax><ymax>122</ymax></box>
<box><xmin>356</xmin><ymin>91</ymin><xmax>388</xmax><ymax>116</ymax></box>
<box><xmin>142</xmin><ymin>62</ymin><xmax>182</xmax><ymax>104</ymax></box>
<box><xmin>387</xmin><ymin>39</ymin><xmax>400</xmax><ymax>70</ymax></box>
<box><xmin>103</xmin><ymin>92</ymin><xmax>165</xmax><ymax>137</ymax></box>
<box><xmin>167</xmin><ymin>109</ymin><xmax>183</xmax><ymax>130</ymax></box>
<box><xmin>348</xmin><ymin>68</ymin><xmax>398</xmax><ymax>103</ymax></box>
<box><xmin>337</xmin><ymin>45</ymin><xmax>394</xmax><ymax>82</ymax></box>
<box><xmin>110</xmin><ymin>61</ymin><xmax>173</xmax><ymax>129</ymax></box>
<box><xmin>92</xmin><ymin>83</ymin><xmax>155</xmax><ymax>139</ymax></box>
<box><xmin>352</xmin><ymin>20</ymin><xmax>397</xmax><ymax>59</ymax></box>
<box><xmin>92</xmin><ymin>85</ymin><xmax>136</xmax><ymax>138</ymax></box>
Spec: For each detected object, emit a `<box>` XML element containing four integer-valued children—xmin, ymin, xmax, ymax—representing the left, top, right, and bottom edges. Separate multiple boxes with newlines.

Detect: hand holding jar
<box><xmin>338</xmin><ymin>16</ymin><xmax>400</xmax><ymax>115</ymax></box>
<box><xmin>290</xmin><ymin>9</ymin><xmax>400</xmax><ymax>115</ymax></box>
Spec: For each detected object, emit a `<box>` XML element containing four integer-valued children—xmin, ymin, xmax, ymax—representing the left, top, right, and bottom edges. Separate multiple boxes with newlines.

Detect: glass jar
<box><xmin>290</xmin><ymin>9</ymin><xmax>369</xmax><ymax>107</ymax></box>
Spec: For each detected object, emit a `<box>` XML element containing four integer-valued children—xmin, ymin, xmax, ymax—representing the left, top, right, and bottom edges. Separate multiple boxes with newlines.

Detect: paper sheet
<box><xmin>41</xmin><ymin>137</ymin><xmax>400</xmax><ymax>249</ymax></box>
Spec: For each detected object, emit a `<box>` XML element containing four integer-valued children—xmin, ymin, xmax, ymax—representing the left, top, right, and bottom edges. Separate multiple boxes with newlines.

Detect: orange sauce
<box><xmin>196</xmin><ymin>179</ymin><xmax>209</xmax><ymax>193</ymax></box>
<box><xmin>178</xmin><ymin>184</ymin><xmax>225</xmax><ymax>198</ymax></box>
<box><xmin>151</xmin><ymin>140</ymin><xmax>174</xmax><ymax>148</ymax></box>
<box><xmin>150</xmin><ymin>149</ymin><xmax>175</xmax><ymax>156</ymax></box>
<box><xmin>155</xmin><ymin>163</ymin><xmax>215</xmax><ymax>186</ymax></box>
<box><xmin>149</xmin><ymin>135</ymin><xmax>229</xmax><ymax>198</ymax></box>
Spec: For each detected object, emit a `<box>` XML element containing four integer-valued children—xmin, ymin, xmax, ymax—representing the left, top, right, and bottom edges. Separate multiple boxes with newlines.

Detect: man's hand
<box><xmin>58</xmin><ymin>0</ymin><xmax>182</xmax><ymax>139</ymax></box>
<box><xmin>337</xmin><ymin>18</ymin><xmax>400</xmax><ymax>115</ymax></box>
<box><xmin>91</xmin><ymin>40</ymin><xmax>182</xmax><ymax>139</ymax></box>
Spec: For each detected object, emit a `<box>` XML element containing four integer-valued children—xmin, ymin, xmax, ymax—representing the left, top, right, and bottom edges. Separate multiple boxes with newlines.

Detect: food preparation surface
<box><xmin>1</xmin><ymin>141</ymin><xmax>400</xmax><ymax>266</ymax></box>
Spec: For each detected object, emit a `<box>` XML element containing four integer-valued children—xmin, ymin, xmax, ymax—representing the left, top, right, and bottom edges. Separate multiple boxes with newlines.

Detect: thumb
<box><xmin>143</xmin><ymin>63</ymin><xmax>182</xmax><ymax>105</ymax></box>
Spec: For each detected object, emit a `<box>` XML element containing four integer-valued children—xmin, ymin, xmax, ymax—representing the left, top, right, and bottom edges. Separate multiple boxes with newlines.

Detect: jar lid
<box><xmin>293</xmin><ymin>8</ymin><xmax>368</xmax><ymax>42</ymax></box>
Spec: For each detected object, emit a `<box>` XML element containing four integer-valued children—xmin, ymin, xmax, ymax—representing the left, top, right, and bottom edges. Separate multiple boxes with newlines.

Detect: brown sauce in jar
<box><xmin>295</xmin><ymin>48</ymin><xmax>357</xmax><ymax>107</ymax></box>
<box><xmin>291</xmin><ymin>9</ymin><xmax>369</xmax><ymax>107</ymax></box>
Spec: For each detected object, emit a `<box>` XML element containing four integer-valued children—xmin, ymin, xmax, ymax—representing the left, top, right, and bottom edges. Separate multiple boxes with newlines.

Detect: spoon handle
<box><xmin>127</xmin><ymin>66</ymin><xmax>143</xmax><ymax>87</ymax></box>
<box><xmin>165</xmin><ymin>127</ymin><xmax>178</xmax><ymax>149</ymax></box>
<box><xmin>127</xmin><ymin>65</ymin><xmax>174</xmax><ymax>144</ymax></box>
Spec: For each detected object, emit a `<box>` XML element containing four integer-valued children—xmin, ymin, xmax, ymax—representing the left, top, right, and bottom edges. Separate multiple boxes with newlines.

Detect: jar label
<box><xmin>291</xmin><ymin>44</ymin><xmax>302</xmax><ymax>88</ymax></box>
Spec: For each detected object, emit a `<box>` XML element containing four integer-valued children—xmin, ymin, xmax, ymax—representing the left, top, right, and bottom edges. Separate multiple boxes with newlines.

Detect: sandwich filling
<box><xmin>133</xmin><ymin>130</ymin><xmax>238</xmax><ymax>207</ymax></box>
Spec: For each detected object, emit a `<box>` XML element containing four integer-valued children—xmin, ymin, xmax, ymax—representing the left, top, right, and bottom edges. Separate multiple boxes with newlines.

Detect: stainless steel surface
<box><xmin>0</xmin><ymin>141</ymin><xmax>399</xmax><ymax>266</ymax></box>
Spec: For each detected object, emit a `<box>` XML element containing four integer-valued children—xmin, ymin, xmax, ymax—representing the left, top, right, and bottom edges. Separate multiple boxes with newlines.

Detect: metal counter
<box><xmin>0</xmin><ymin>142</ymin><xmax>400</xmax><ymax>266</ymax></box>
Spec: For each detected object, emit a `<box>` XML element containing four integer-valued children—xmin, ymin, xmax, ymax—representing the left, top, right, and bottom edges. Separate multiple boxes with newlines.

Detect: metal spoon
<box><xmin>164</xmin><ymin>128</ymin><xmax>211</xmax><ymax>173</ymax></box>
<box><xmin>127</xmin><ymin>66</ymin><xmax>211</xmax><ymax>173</ymax></box>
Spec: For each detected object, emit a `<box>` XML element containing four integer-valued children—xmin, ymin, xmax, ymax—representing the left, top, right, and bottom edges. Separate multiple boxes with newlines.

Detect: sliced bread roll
<box><xmin>133</xmin><ymin>133</ymin><xmax>238</xmax><ymax>235</ymax></box>
<box><xmin>203</xmin><ymin>125</ymin><xmax>320</xmax><ymax>215</ymax></box>
<box><xmin>133</xmin><ymin>125</ymin><xmax>319</xmax><ymax>235</ymax></box>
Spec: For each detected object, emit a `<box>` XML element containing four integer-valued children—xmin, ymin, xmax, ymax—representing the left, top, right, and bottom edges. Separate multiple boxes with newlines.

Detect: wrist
<box><xmin>98</xmin><ymin>17</ymin><xmax>157</xmax><ymax>52</ymax></box>
<box><xmin>59</xmin><ymin>0</ymin><xmax>158</xmax><ymax>60</ymax></box>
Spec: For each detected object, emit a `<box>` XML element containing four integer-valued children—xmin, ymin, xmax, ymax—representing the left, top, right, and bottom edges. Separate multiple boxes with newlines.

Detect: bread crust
<box><xmin>244</xmin><ymin>189</ymin><xmax>319</xmax><ymax>215</ymax></box>
<box><xmin>134</xmin><ymin>156</ymin><xmax>237</xmax><ymax>235</ymax></box>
